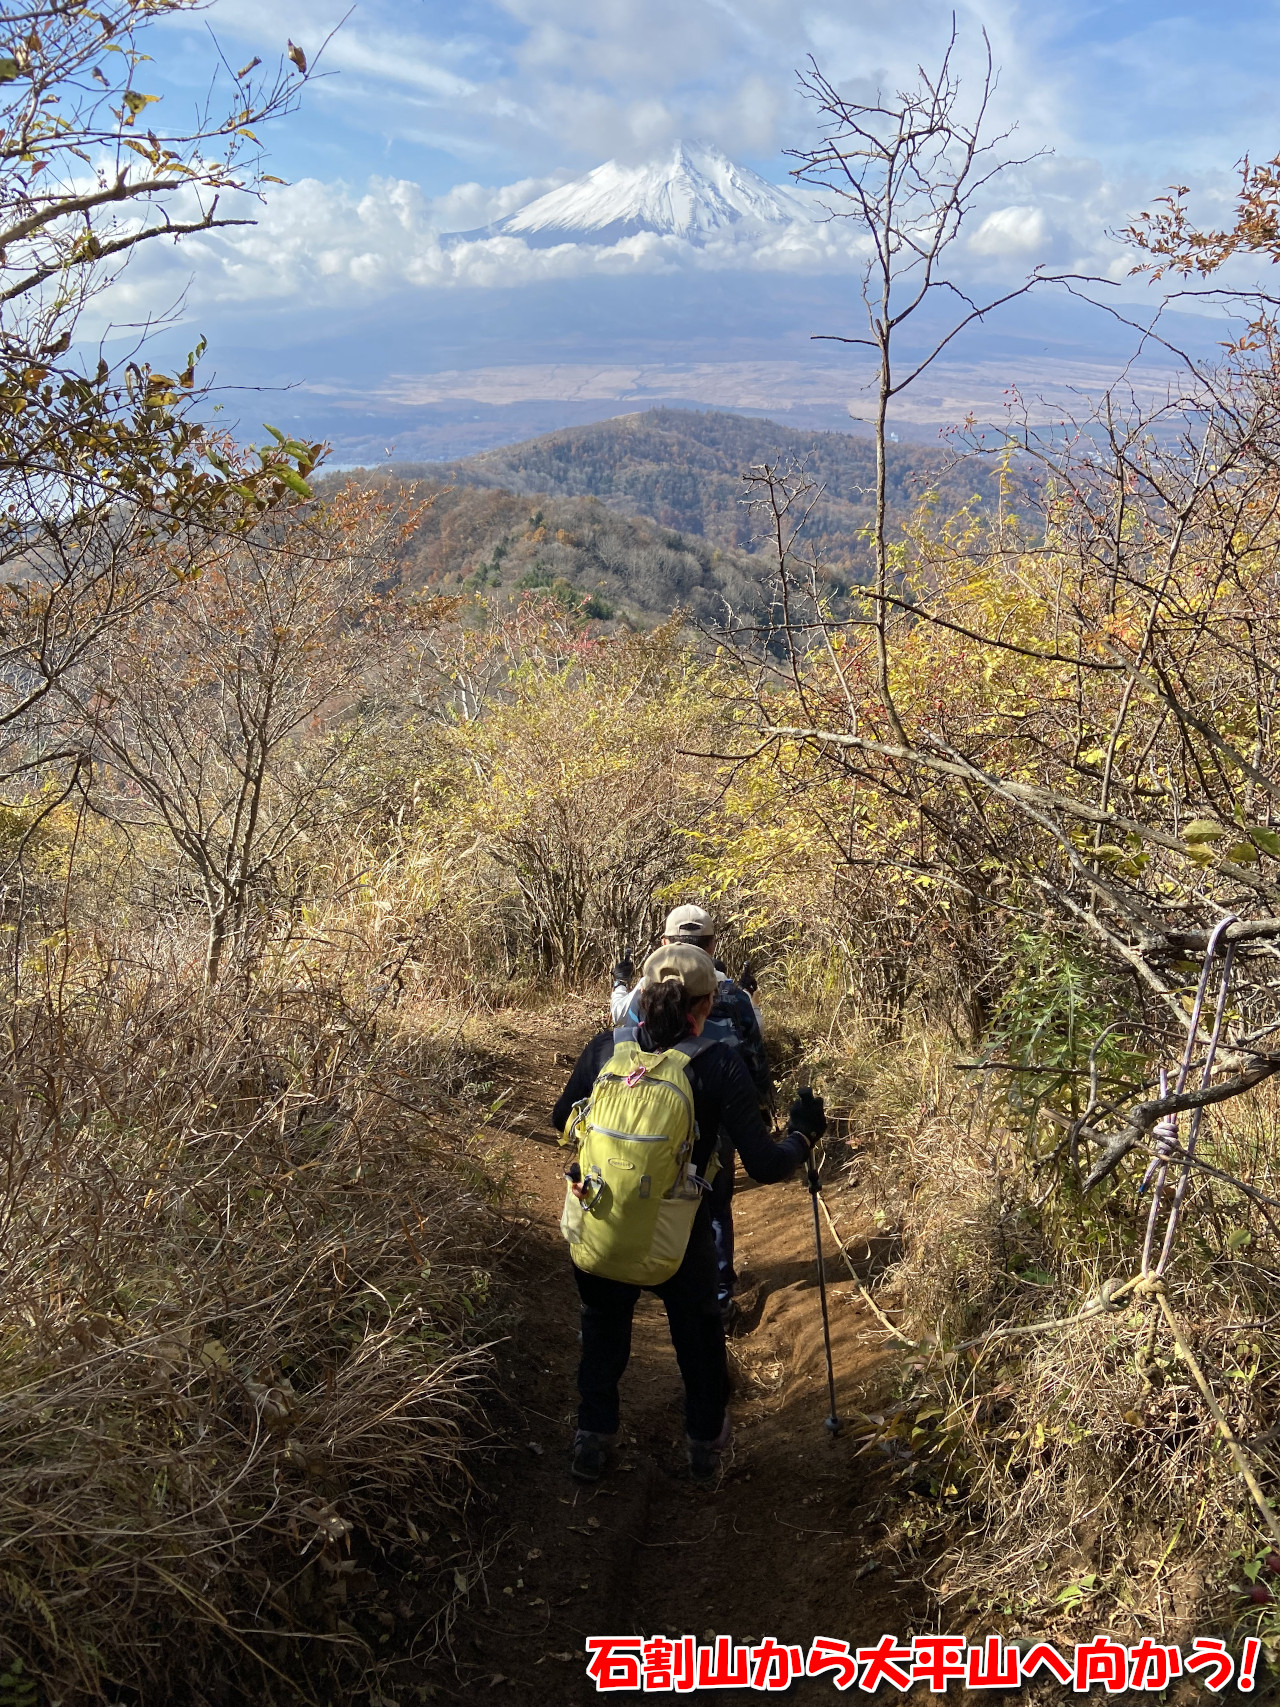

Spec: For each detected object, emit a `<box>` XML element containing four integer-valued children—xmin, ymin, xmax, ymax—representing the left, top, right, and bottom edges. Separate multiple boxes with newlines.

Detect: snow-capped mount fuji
<box><xmin>449</xmin><ymin>141</ymin><xmax>814</xmax><ymax>248</ymax></box>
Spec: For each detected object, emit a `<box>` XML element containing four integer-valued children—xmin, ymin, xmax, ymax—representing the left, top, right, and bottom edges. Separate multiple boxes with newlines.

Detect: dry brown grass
<box><xmin>779</xmin><ymin>1004</ymin><xmax>1280</xmax><ymax>1654</ymax></box>
<box><xmin>0</xmin><ymin>929</ymin><xmax>508</xmax><ymax>1705</ymax></box>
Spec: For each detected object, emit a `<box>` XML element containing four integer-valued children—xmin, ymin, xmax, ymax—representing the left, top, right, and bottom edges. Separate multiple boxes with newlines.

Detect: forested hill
<box><xmin>372</xmin><ymin>481</ymin><xmax>785</xmax><ymax>627</ymax></box>
<box><xmin>375</xmin><ymin>408</ymin><xmax>1012</xmax><ymax>565</ymax></box>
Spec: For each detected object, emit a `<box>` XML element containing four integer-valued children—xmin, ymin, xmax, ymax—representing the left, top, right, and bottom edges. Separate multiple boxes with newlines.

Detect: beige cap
<box><xmin>664</xmin><ymin>903</ymin><xmax>715</xmax><ymax>942</ymax></box>
<box><xmin>641</xmin><ymin>942</ymin><xmax>719</xmax><ymax>999</ymax></box>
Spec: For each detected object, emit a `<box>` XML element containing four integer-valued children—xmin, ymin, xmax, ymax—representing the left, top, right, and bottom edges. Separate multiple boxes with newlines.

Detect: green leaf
<box><xmin>1181</xmin><ymin>819</ymin><xmax>1225</xmax><ymax>842</ymax></box>
<box><xmin>0</xmin><ymin>58</ymin><xmax>20</xmax><ymax>83</ymax></box>
<box><xmin>1227</xmin><ymin>1228</ymin><xmax>1253</xmax><ymax>1253</ymax></box>
<box><xmin>1224</xmin><ymin>841</ymin><xmax>1259</xmax><ymax>865</ymax></box>
<box><xmin>262</xmin><ymin>422</ymin><xmax>287</xmax><ymax>444</ymax></box>
<box><xmin>277</xmin><ymin>466</ymin><xmax>312</xmax><ymax>498</ymax></box>
<box><xmin>1249</xmin><ymin>826</ymin><xmax>1280</xmax><ymax>858</ymax></box>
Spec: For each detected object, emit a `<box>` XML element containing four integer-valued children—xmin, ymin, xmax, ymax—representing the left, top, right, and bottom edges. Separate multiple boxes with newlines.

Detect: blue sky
<box><xmin>94</xmin><ymin>0</ymin><xmax>1280</xmax><ymax>457</ymax></box>
<box><xmin>140</xmin><ymin>0</ymin><xmax>1280</xmax><ymax>194</ymax></box>
<box><xmin>108</xmin><ymin>0</ymin><xmax>1267</xmax><ymax>320</ymax></box>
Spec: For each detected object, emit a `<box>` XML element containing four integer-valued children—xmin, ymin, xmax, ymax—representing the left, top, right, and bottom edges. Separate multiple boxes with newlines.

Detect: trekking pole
<box><xmin>804</xmin><ymin>1136</ymin><xmax>841</xmax><ymax>1437</ymax></box>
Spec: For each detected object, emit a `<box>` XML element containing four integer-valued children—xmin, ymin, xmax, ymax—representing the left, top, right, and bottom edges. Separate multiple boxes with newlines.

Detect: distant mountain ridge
<box><xmin>335</xmin><ymin>408</ymin><xmax>1021</xmax><ymax>628</ymax></box>
<box><xmin>445</xmin><ymin>142</ymin><xmax>814</xmax><ymax>249</ymax></box>
<box><xmin>386</xmin><ymin>408</ymin><xmax>1008</xmax><ymax>568</ymax></box>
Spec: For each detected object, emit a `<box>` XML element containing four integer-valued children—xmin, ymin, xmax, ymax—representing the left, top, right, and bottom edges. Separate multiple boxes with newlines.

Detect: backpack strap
<box><xmin>668</xmin><ymin>1033</ymin><xmax>722</xmax><ymax>1177</ymax></box>
<box><xmin>672</xmin><ymin>1034</ymin><xmax>719</xmax><ymax>1064</ymax></box>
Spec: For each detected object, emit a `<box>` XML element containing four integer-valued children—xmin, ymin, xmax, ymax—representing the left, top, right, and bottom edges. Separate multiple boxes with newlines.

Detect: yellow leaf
<box><xmin>121</xmin><ymin>89</ymin><xmax>160</xmax><ymax>125</ymax></box>
<box><xmin>197</xmin><ymin>1337</ymin><xmax>232</xmax><ymax>1374</ymax></box>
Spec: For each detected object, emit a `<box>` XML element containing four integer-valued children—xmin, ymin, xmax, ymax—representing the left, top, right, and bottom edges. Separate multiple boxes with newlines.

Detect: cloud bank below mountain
<box><xmin>90</xmin><ymin>137</ymin><xmax>1238</xmax><ymax>466</ymax></box>
<box><xmin>97</xmin><ymin>137</ymin><xmax>1170</xmax><ymax>336</ymax></box>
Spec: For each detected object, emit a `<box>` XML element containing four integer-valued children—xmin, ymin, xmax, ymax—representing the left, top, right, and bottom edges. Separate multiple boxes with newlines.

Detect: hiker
<box><xmin>554</xmin><ymin>942</ymin><xmax>825</xmax><ymax>1482</ymax></box>
<box><xmin>611</xmin><ymin>905</ymin><xmax>771</xmax><ymax>1321</ymax></box>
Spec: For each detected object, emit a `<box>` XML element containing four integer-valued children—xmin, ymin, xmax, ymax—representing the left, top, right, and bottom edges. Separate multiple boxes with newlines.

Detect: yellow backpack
<box><xmin>559</xmin><ymin>1036</ymin><xmax>719</xmax><ymax>1286</ymax></box>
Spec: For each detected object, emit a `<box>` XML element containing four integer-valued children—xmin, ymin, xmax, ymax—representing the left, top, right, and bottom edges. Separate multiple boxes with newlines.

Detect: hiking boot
<box><xmin>687</xmin><ymin>1412</ymin><xmax>732</xmax><ymax>1483</ymax></box>
<box><xmin>570</xmin><ymin>1430</ymin><xmax>611</xmax><ymax>1481</ymax></box>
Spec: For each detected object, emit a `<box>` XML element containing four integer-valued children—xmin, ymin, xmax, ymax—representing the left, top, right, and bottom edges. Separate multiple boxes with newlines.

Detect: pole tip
<box><xmin>824</xmin><ymin>1415</ymin><xmax>841</xmax><ymax>1436</ymax></box>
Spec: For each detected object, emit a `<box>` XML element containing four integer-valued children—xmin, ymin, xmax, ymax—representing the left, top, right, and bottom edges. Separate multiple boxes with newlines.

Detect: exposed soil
<box><xmin>432</xmin><ymin>999</ymin><xmax>927</xmax><ymax>1704</ymax></box>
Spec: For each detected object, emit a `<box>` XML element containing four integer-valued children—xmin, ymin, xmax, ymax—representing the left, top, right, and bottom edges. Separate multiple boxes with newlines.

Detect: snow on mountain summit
<box><xmin>453</xmin><ymin>142</ymin><xmax>814</xmax><ymax>248</ymax></box>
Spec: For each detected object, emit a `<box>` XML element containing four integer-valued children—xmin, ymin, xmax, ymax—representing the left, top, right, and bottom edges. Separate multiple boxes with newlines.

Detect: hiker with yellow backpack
<box><xmin>552</xmin><ymin>943</ymin><xmax>826</xmax><ymax>1483</ymax></box>
<box><xmin>610</xmin><ymin>904</ymin><xmax>773</xmax><ymax>1325</ymax></box>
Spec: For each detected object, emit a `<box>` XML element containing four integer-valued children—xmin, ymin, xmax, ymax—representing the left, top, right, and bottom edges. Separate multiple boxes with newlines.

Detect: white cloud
<box><xmin>158</xmin><ymin>0</ymin><xmax>1280</xmax><ymax>210</ymax></box>
<box><xmin>322</xmin><ymin>34</ymin><xmax>479</xmax><ymax>102</ymax></box>
<box><xmin>88</xmin><ymin>164</ymin><xmax>891</xmax><ymax>325</ymax></box>
<box><xmin>970</xmin><ymin>204</ymin><xmax>1048</xmax><ymax>255</ymax></box>
<box><xmin>426</xmin><ymin>174</ymin><xmax>577</xmax><ymax>232</ymax></box>
<box><xmin>85</xmin><ymin>128</ymin><xmax>1259</xmax><ymax>354</ymax></box>
<box><xmin>87</xmin><ymin>146</ymin><xmax>1156</xmax><ymax>334</ymax></box>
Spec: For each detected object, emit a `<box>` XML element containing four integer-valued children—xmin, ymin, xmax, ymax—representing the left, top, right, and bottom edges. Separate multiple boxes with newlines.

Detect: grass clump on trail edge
<box><xmin>0</xmin><ymin>943</ymin><xmax>505</xmax><ymax>1705</ymax></box>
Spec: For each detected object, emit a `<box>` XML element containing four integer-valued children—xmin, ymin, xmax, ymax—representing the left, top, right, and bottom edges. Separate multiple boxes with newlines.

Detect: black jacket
<box><xmin>551</xmin><ymin>1026</ymin><xmax>808</xmax><ymax>1182</ymax></box>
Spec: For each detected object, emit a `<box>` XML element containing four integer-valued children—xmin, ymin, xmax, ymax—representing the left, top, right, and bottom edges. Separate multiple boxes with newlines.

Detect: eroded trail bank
<box><xmin>435</xmin><ymin>1001</ymin><xmax>924</xmax><ymax>1705</ymax></box>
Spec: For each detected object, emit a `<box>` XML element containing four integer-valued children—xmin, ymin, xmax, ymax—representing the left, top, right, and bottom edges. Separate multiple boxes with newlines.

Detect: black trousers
<box><xmin>708</xmin><ymin>1153</ymin><xmax>735</xmax><ymax>1306</ymax></box>
<box><xmin>573</xmin><ymin>1219</ymin><xmax>729</xmax><ymax>1443</ymax></box>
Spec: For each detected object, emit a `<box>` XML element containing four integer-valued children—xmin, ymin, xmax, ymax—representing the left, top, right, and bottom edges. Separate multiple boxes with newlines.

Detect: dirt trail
<box><xmin>439</xmin><ymin>1001</ymin><xmax>925</xmax><ymax>1704</ymax></box>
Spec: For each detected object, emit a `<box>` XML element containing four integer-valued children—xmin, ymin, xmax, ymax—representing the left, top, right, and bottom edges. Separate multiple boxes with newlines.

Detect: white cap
<box><xmin>641</xmin><ymin>942</ymin><xmax>719</xmax><ymax>998</ymax></box>
<box><xmin>664</xmin><ymin>903</ymin><xmax>715</xmax><ymax>943</ymax></box>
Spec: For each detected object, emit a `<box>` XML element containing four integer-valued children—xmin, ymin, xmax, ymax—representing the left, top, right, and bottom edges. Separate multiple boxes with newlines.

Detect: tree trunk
<box><xmin>873</xmin><ymin>355</ymin><xmax>908</xmax><ymax>748</ymax></box>
<box><xmin>204</xmin><ymin>904</ymin><xmax>230</xmax><ymax>986</ymax></box>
